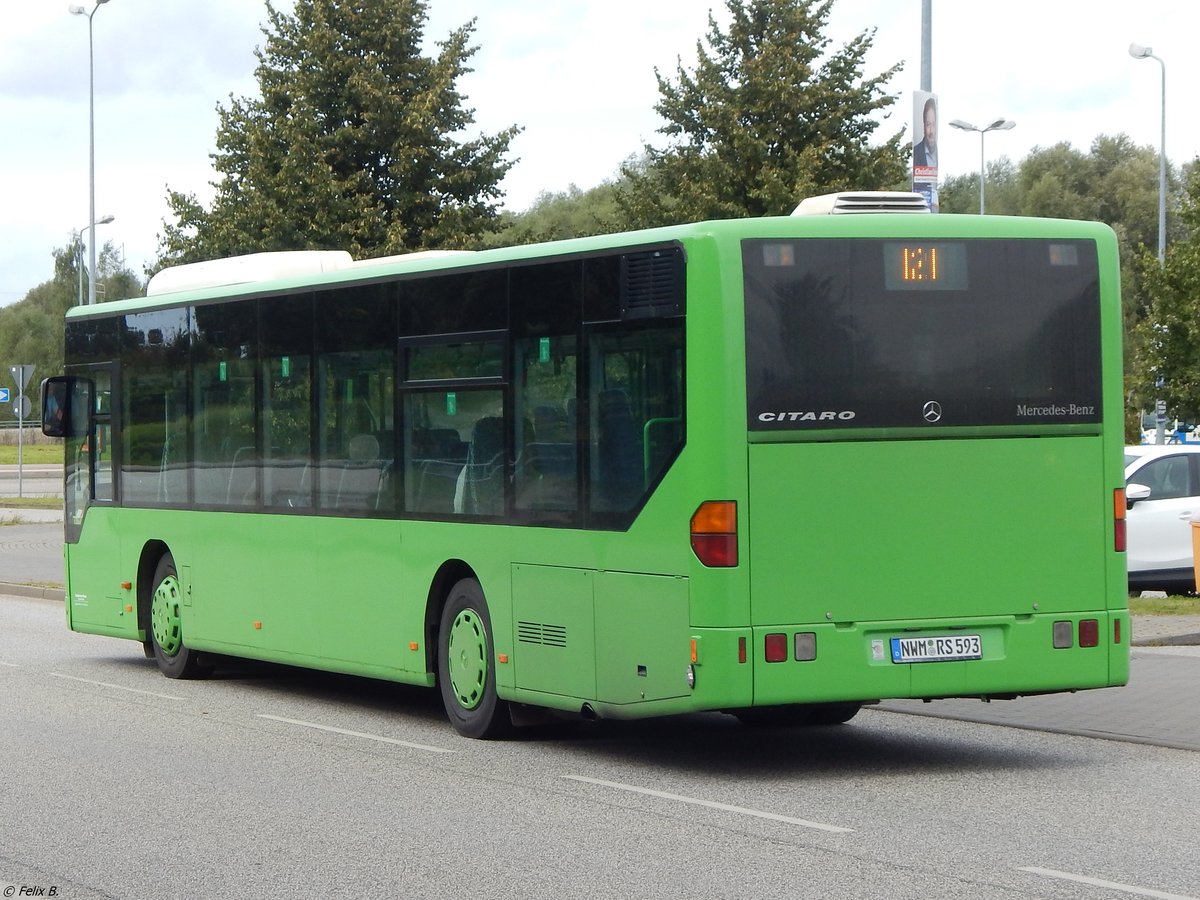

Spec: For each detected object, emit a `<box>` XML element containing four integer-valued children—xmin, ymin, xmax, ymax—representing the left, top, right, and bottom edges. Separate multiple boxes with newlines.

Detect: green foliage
<box><xmin>938</xmin><ymin>157</ymin><xmax>1021</xmax><ymax>215</ymax></box>
<box><xmin>1132</xmin><ymin>165</ymin><xmax>1200</xmax><ymax>421</ymax></box>
<box><xmin>0</xmin><ymin>241</ymin><xmax>142</xmax><ymax>409</ymax></box>
<box><xmin>618</xmin><ymin>0</ymin><xmax>907</xmax><ymax>228</ymax></box>
<box><xmin>157</xmin><ymin>0</ymin><xmax>519</xmax><ymax>268</ymax></box>
<box><xmin>473</xmin><ymin>182</ymin><xmax>627</xmax><ymax>249</ymax></box>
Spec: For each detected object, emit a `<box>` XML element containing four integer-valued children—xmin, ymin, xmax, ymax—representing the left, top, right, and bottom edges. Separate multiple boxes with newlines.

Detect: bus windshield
<box><xmin>743</xmin><ymin>238</ymin><xmax>1102</xmax><ymax>431</ymax></box>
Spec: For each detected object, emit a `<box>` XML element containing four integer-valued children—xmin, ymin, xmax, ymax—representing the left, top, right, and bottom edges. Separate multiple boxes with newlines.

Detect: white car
<box><xmin>1125</xmin><ymin>444</ymin><xmax>1200</xmax><ymax>593</ymax></box>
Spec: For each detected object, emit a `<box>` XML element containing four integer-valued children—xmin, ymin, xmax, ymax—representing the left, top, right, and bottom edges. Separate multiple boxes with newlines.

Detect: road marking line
<box><xmin>0</xmin><ymin>660</ymin><xmax>20</xmax><ymax>668</ymax></box>
<box><xmin>257</xmin><ymin>714</ymin><xmax>455</xmax><ymax>754</ymax></box>
<box><xmin>562</xmin><ymin>774</ymin><xmax>852</xmax><ymax>833</ymax></box>
<box><xmin>1019</xmin><ymin>866</ymin><xmax>1200</xmax><ymax>900</ymax></box>
<box><xmin>49</xmin><ymin>671</ymin><xmax>186</xmax><ymax>701</ymax></box>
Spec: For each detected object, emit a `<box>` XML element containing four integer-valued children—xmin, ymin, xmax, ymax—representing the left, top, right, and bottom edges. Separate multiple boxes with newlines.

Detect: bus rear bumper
<box><xmin>745</xmin><ymin>612</ymin><xmax>1131</xmax><ymax>707</ymax></box>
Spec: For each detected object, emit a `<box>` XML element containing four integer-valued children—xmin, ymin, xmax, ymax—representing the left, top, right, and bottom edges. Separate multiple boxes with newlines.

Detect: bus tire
<box><xmin>437</xmin><ymin>578</ymin><xmax>511</xmax><ymax>739</ymax></box>
<box><xmin>149</xmin><ymin>553</ymin><xmax>202</xmax><ymax>679</ymax></box>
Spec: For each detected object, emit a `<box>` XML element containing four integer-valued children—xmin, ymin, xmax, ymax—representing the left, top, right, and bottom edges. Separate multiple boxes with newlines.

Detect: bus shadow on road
<box><xmin>544</xmin><ymin>709</ymin><xmax>1094</xmax><ymax>778</ymax></box>
<box><xmin>106</xmin><ymin>651</ymin><xmax>1098</xmax><ymax>773</ymax></box>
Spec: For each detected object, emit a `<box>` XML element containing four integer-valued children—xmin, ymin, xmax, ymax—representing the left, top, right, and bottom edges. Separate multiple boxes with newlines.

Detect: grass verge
<box><xmin>0</xmin><ymin>445</ymin><xmax>60</xmax><ymax>464</ymax></box>
<box><xmin>1129</xmin><ymin>595</ymin><xmax>1200</xmax><ymax>615</ymax></box>
<box><xmin>0</xmin><ymin>496</ymin><xmax>62</xmax><ymax>509</ymax></box>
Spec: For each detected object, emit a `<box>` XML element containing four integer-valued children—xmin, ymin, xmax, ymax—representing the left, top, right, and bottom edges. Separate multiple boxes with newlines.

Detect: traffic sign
<box><xmin>13</xmin><ymin>396</ymin><xmax>31</xmax><ymax>419</ymax></box>
<box><xmin>0</xmin><ymin>387</ymin><xmax>8</xmax><ymax>403</ymax></box>
<box><xmin>9</xmin><ymin>364</ymin><xmax>34</xmax><ymax>391</ymax></box>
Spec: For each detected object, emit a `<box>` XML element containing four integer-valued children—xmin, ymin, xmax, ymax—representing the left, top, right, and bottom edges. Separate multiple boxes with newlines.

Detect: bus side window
<box><xmin>588</xmin><ymin>324</ymin><xmax>685</xmax><ymax>517</ymax></box>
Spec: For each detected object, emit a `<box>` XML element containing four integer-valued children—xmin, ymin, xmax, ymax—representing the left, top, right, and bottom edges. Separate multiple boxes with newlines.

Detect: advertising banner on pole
<box><xmin>911</xmin><ymin>90</ymin><xmax>939</xmax><ymax>212</ymax></box>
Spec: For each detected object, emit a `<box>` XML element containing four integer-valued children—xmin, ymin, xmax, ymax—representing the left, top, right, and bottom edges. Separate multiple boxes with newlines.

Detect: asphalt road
<box><xmin>0</xmin><ymin>520</ymin><xmax>62</xmax><ymax>586</ymax></box>
<box><xmin>2</xmin><ymin>594</ymin><xmax>1200</xmax><ymax>899</ymax></box>
<box><xmin>0</xmin><ymin>464</ymin><xmax>61</xmax><ymax>499</ymax></box>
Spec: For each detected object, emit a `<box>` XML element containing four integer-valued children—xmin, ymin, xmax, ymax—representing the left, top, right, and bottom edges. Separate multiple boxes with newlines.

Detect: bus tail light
<box><xmin>691</xmin><ymin>501</ymin><xmax>738</xmax><ymax>567</ymax></box>
<box><xmin>1114</xmin><ymin>488</ymin><xmax>1126</xmax><ymax>552</ymax></box>
<box><xmin>1079</xmin><ymin>619</ymin><xmax>1099</xmax><ymax>647</ymax></box>
<box><xmin>764</xmin><ymin>633</ymin><xmax>788</xmax><ymax>662</ymax></box>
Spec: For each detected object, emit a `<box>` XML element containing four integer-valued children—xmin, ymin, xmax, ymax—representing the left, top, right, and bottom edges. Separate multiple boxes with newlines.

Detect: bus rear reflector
<box><xmin>1079</xmin><ymin>619</ymin><xmax>1099</xmax><ymax>647</ymax></box>
<box><xmin>765</xmin><ymin>633</ymin><xmax>788</xmax><ymax>662</ymax></box>
<box><xmin>1114</xmin><ymin>488</ymin><xmax>1126</xmax><ymax>552</ymax></box>
<box><xmin>691</xmin><ymin>501</ymin><xmax>738</xmax><ymax>567</ymax></box>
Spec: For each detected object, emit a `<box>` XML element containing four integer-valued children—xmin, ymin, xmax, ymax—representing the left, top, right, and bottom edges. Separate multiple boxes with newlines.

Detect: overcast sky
<box><xmin>2</xmin><ymin>0</ymin><xmax>1197</xmax><ymax>306</ymax></box>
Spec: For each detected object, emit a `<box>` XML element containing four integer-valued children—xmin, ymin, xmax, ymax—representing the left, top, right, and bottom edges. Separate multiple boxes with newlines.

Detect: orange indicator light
<box><xmin>1113</xmin><ymin>489</ymin><xmax>1127</xmax><ymax>552</ymax></box>
<box><xmin>253</xmin><ymin>621</ymin><xmax>262</xmax><ymax>630</ymax></box>
<box><xmin>120</xmin><ymin>581</ymin><xmax>132</xmax><ymax>591</ymax></box>
<box><xmin>498</xmin><ymin>653</ymin><xmax>509</xmax><ymax>664</ymax></box>
<box><xmin>690</xmin><ymin>639</ymin><xmax>698</xmax><ymax>664</ymax></box>
<box><xmin>690</xmin><ymin>501</ymin><xmax>738</xmax><ymax>567</ymax></box>
<box><xmin>409</xmin><ymin>641</ymin><xmax>419</xmax><ymax>651</ymax></box>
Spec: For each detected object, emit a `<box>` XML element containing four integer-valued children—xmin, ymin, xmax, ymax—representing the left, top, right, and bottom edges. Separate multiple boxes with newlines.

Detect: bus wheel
<box><xmin>437</xmin><ymin>578</ymin><xmax>511</xmax><ymax>739</ymax></box>
<box><xmin>149</xmin><ymin>553</ymin><xmax>202</xmax><ymax>679</ymax></box>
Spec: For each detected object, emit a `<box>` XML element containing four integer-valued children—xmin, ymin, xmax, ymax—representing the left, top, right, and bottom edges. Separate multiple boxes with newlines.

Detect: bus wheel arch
<box><xmin>136</xmin><ymin>540</ymin><xmax>171</xmax><ymax>654</ymax></box>
<box><xmin>424</xmin><ymin>559</ymin><xmax>476</xmax><ymax>675</ymax></box>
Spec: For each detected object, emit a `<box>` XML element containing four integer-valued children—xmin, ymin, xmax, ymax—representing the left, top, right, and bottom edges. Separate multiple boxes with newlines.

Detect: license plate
<box><xmin>890</xmin><ymin>634</ymin><xmax>982</xmax><ymax>663</ymax></box>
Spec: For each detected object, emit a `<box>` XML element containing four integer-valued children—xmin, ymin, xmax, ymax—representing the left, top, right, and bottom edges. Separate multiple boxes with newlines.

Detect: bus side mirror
<box><xmin>1126</xmin><ymin>483</ymin><xmax>1152</xmax><ymax>509</ymax></box>
<box><xmin>41</xmin><ymin>375</ymin><xmax>91</xmax><ymax>439</ymax></box>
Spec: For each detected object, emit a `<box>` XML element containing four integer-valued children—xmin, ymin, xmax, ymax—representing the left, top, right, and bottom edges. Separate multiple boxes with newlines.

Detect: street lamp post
<box><xmin>76</xmin><ymin>214</ymin><xmax>115</xmax><ymax>306</ymax></box>
<box><xmin>1129</xmin><ymin>42</ymin><xmax>1167</xmax><ymax>263</ymax></box>
<box><xmin>1130</xmin><ymin>43</ymin><xmax>1168</xmax><ymax>444</ymax></box>
<box><xmin>949</xmin><ymin>118</ymin><xmax>1016</xmax><ymax>214</ymax></box>
<box><xmin>69</xmin><ymin>0</ymin><xmax>111</xmax><ymax>305</ymax></box>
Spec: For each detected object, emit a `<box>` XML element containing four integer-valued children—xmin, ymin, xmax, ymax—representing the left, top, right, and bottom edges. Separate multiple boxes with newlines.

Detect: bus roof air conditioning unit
<box><xmin>792</xmin><ymin>191</ymin><xmax>931</xmax><ymax>216</ymax></box>
<box><xmin>147</xmin><ymin>250</ymin><xmax>355</xmax><ymax>296</ymax></box>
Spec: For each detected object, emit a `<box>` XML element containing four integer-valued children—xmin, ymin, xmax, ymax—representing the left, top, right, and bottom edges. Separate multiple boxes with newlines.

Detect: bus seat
<box><xmin>458</xmin><ymin>416</ymin><xmax>504</xmax><ymax>515</ymax></box>
<box><xmin>597</xmin><ymin>390</ymin><xmax>641</xmax><ymax>509</ymax></box>
<box><xmin>337</xmin><ymin>435</ymin><xmax>384</xmax><ymax>511</ymax></box>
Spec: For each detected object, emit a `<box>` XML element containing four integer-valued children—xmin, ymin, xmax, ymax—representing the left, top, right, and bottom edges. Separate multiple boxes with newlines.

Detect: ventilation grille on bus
<box><xmin>517</xmin><ymin>621</ymin><xmax>567</xmax><ymax>648</ymax></box>
<box><xmin>791</xmin><ymin>191</ymin><xmax>932</xmax><ymax>215</ymax></box>
<box><xmin>620</xmin><ymin>249</ymin><xmax>684</xmax><ymax>319</ymax></box>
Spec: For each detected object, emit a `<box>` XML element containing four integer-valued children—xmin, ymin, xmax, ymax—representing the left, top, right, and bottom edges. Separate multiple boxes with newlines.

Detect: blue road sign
<box><xmin>0</xmin><ymin>388</ymin><xmax>9</xmax><ymax>403</ymax></box>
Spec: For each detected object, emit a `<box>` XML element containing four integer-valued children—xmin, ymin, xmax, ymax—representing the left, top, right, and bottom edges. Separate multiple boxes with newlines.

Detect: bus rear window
<box><xmin>743</xmin><ymin>238</ymin><xmax>1102</xmax><ymax>430</ymax></box>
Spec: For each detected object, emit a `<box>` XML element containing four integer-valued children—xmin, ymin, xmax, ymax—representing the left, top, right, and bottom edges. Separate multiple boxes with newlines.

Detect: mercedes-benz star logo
<box><xmin>922</xmin><ymin>400</ymin><xmax>943</xmax><ymax>423</ymax></box>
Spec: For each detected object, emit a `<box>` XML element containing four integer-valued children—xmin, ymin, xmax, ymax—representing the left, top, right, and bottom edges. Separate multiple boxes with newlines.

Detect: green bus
<box><xmin>43</xmin><ymin>193</ymin><xmax>1130</xmax><ymax>738</ymax></box>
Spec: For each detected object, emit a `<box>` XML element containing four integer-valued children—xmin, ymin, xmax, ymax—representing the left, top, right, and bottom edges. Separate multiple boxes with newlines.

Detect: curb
<box><xmin>0</xmin><ymin>582</ymin><xmax>65</xmax><ymax>602</ymax></box>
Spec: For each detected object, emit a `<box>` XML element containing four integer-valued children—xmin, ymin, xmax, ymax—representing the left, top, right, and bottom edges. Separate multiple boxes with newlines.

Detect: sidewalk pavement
<box><xmin>1131</xmin><ymin>614</ymin><xmax>1200</xmax><ymax>646</ymax></box>
<box><xmin>0</xmin><ymin>506</ymin><xmax>65</xmax><ymax>524</ymax></box>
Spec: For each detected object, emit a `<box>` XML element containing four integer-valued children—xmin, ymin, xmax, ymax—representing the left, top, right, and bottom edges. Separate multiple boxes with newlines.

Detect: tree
<box><xmin>618</xmin><ymin>0</ymin><xmax>907</xmax><ymax>227</ymax></box>
<box><xmin>938</xmin><ymin>157</ymin><xmax>1021</xmax><ymax>215</ymax></box>
<box><xmin>1131</xmin><ymin>164</ymin><xmax>1200</xmax><ymax>423</ymax></box>
<box><xmin>473</xmin><ymin>181</ymin><xmax>626</xmax><ymax>249</ymax></box>
<box><xmin>0</xmin><ymin>241</ymin><xmax>142</xmax><ymax>398</ymax></box>
<box><xmin>157</xmin><ymin>0</ymin><xmax>519</xmax><ymax>268</ymax></box>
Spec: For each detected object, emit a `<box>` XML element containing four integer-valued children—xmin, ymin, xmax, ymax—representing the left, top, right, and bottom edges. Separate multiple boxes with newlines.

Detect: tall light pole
<box><xmin>76</xmin><ymin>214</ymin><xmax>115</xmax><ymax>306</ymax></box>
<box><xmin>69</xmin><ymin>0</ymin><xmax>111</xmax><ymax>305</ymax></box>
<box><xmin>1129</xmin><ymin>42</ymin><xmax>1167</xmax><ymax>263</ymax></box>
<box><xmin>949</xmin><ymin>118</ymin><xmax>1016</xmax><ymax>214</ymax></box>
<box><xmin>1130</xmin><ymin>43</ymin><xmax>1168</xmax><ymax>443</ymax></box>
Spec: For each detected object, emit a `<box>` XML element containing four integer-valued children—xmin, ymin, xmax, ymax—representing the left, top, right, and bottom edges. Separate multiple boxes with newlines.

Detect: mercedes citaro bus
<box><xmin>43</xmin><ymin>193</ymin><xmax>1129</xmax><ymax>738</ymax></box>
